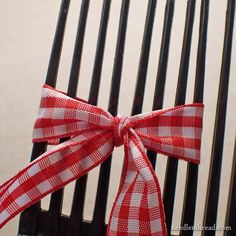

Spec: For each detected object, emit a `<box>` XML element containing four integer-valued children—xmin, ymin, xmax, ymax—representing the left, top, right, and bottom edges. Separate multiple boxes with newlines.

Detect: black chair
<box><xmin>17</xmin><ymin>0</ymin><xmax>235</xmax><ymax>235</ymax></box>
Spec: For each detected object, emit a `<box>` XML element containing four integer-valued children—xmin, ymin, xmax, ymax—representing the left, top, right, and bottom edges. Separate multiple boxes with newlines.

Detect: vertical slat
<box><xmin>68</xmin><ymin>0</ymin><xmax>111</xmax><ymax>235</ymax></box>
<box><xmin>18</xmin><ymin>1</ymin><xmax>71</xmax><ymax>235</ymax></box>
<box><xmin>89</xmin><ymin>0</ymin><xmax>112</xmax><ymax>105</ymax></box>
<box><xmin>224</xmin><ymin>138</ymin><xmax>236</xmax><ymax>236</ymax></box>
<box><xmin>67</xmin><ymin>0</ymin><xmax>91</xmax><ymax>97</ymax></box>
<box><xmin>202</xmin><ymin>0</ymin><xmax>235</xmax><ymax>234</ymax></box>
<box><xmin>91</xmin><ymin>1</ymin><xmax>130</xmax><ymax>235</ymax></box>
<box><xmin>162</xmin><ymin>0</ymin><xmax>196</xmax><ymax>234</ymax></box>
<box><xmin>180</xmin><ymin>1</ymin><xmax>209</xmax><ymax>235</ymax></box>
<box><xmin>131</xmin><ymin>0</ymin><xmax>157</xmax><ymax>116</ymax></box>
<box><xmin>44</xmin><ymin>1</ymin><xmax>90</xmax><ymax>236</ymax></box>
<box><xmin>147</xmin><ymin>0</ymin><xmax>175</xmax><ymax>169</ymax></box>
<box><xmin>45</xmin><ymin>0</ymin><xmax>71</xmax><ymax>87</ymax></box>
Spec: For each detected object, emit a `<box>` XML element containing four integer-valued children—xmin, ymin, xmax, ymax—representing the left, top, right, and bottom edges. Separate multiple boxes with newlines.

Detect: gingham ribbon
<box><xmin>0</xmin><ymin>85</ymin><xmax>204</xmax><ymax>235</ymax></box>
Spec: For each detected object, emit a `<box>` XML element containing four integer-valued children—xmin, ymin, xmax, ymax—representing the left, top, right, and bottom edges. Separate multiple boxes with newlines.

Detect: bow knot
<box><xmin>0</xmin><ymin>84</ymin><xmax>204</xmax><ymax>236</ymax></box>
<box><xmin>112</xmin><ymin>114</ymin><xmax>129</xmax><ymax>147</ymax></box>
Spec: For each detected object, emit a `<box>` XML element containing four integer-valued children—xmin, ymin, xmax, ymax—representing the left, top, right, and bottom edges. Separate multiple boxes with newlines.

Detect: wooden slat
<box><xmin>18</xmin><ymin>1</ymin><xmax>71</xmax><ymax>235</ymax></box>
<box><xmin>131</xmin><ymin>0</ymin><xmax>157</xmax><ymax>116</ymax></box>
<box><xmin>91</xmin><ymin>0</ymin><xmax>130</xmax><ymax>235</ymax></box>
<box><xmin>180</xmin><ymin>0</ymin><xmax>209</xmax><ymax>235</ymax></box>
<box><xmin>224</xmin><ymin>138</ymin><xmax>236</xmax><ymax>236</ymax></box>
<box><xmin>45</xmin><ymin>0</ymin><xmax>71</xmax><ymax>87</ymax></box>
<box><xmin>162</xmin><ymin>0</ymin><xmax>196</xmax><ymax>234</ymax></box>
<box><xmin>203</xmin><ymin>0</ymin><xmax>235</xmax><ymax>234</ymax></box>
<box><xmin>89</xmin><ymin>0</ymin><xmax>112</xmax><ymax>105</ymax></box>
<box><xmin>147</xmin><ymin>0</ymin><xmax>175</xmax><ymax>169</ymax></box>
<box><xmin>67</xmin><ymin>0</ymin><xmax>91</xmax><ymax>96</ymax></box>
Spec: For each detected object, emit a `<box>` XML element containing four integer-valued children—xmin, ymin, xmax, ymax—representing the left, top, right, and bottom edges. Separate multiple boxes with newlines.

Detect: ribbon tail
<box><xmin>0</xmin><ymin>129</ymin><xmax>113</xmax><ymax>228</ymax></box>
<box><xmin>107</xmin><ymin>130</ymin><xmax>167</xmax><ymax>236</ymax></box>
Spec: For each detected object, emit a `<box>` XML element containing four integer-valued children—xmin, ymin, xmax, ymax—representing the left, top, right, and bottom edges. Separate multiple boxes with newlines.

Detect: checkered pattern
<box><xmin>0</xmin><ymin>85</ymin><xmax>204</xmax><ymax>236</ymax></box>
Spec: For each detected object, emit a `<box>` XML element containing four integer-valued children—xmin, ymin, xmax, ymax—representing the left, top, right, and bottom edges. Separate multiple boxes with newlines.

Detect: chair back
<box><xmin>18</xmin><ymin>0</ymin><xmax>236</xmax><ymax>235</ymax></box>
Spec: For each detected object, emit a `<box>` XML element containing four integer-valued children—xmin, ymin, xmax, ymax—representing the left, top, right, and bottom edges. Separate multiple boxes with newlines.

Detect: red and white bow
<box><xmin>0</xmin><ymin>85</ymin><xmax>204</xmax><ymax>235</ymax></box>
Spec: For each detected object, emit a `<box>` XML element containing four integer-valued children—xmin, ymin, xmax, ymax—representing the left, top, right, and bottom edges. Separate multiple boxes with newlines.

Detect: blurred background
<box><xmin>0</xmin><ymin>0</ymin><xmax>235</xmax><ymax>235</ymax></box>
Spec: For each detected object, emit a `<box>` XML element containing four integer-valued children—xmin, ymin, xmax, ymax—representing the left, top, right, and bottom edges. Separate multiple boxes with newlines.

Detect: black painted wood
<box><xmin>67</xmin><ymin>0</ymin><xmax>90</xmax><ymax>97</ymax></box>
<box><xmin>37</xmin><ymin>211</ymin><xmax>107</xmax><ymax>236</ymax></box>
<box><xmin>147</xmin><ymin>0</ymin><xmax>175</xmax><ymax>169</ymax></box>
<box><xmin>18</xmin><ymin>0</ymin><xmax>71</xmax><ymax>234</ymax></box>
<box><xmin>180</xmin><ymin>1</ymin><xmax>209</xmax><ymax>235</ymax></box>
<box><xmin>203</xmin><ymin>0</ymin><xmax>235</xmax><ymax>235</ymax></box>
<box><xmin>224</xmin><ymin>138</ymin><xmax>236</xmax><ymax>236</ymax></box>
<box><xmin>45</xmin><ymin>0</ymin><xmax>71</xmax><ymax>87</ymax></box>
<box><xmin>131</xmin><ymin>0</ymin><xmax>157</xmax><ymax>116</ymax></box>
<box><xmin>163</xmin><ymin>0</ymin><xmax>196</xmax><ymax>234</ymax></box>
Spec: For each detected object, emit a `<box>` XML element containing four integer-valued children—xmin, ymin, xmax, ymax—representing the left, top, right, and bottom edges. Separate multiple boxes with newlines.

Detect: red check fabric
<box><xmin>0</xmin><ymin>85</ymin><xmax>204</xmax><ymax>235</ymax></box>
